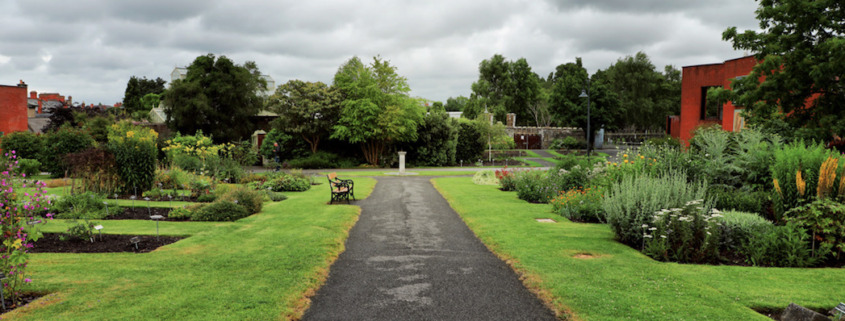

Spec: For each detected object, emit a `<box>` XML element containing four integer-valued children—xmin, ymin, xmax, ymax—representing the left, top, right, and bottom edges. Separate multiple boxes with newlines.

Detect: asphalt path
<box><xmin>301</xmin><ymin>176</ymin><xmax>557</xmax><ymax>321</ymax></box>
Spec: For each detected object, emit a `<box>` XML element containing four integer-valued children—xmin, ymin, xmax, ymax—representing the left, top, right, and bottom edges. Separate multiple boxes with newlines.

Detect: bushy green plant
<box><xmin>495</xmin><ymin>167</ymin><xmax>518</xmax><ymax>190</ymax></box>
<box><xmin>0</xmin><ymin>131</ymin><xmax>44</xmax><ymax>161</ymax></box>
<box><xmin>513</xmin><ymin>170</ymin><xmax>555</xmax><ymax>203</ymax></box>
<box><xmin>286</xmin><ymin>151</ymin><xmax>357</xmax><ymax>169</ymax></box>
<box><xmin>472</xmin><ymin>170</ymin><xmax>499</xmax><ymax>186</ymax></box>
<box><xmin>642</xmin><ymin>200</ymin><xmax>721</xmax><ymax>263</ymax></box>
<box><xmin>402</xmin><ymin>112</ymin><xmax>458</xmax><ymax>166</ymax></box>
<box><xmin>267</xmin><ymin>173</ymin><xmax>311</xmax><ymax>192</ymax></box>
<box><xmin>197</xmin><ymin>193</ymin><xmax>217</xmax><ymax>203</ymax></box>
<box><xmin>108</xmin><ymin>121</ymin><xmax>158</xmax><ymax>192</ymax></box>
<box><xmin>171</xmin><ymin>153</ymin><xmax>203</xmax><ymax>173</ymax></box>
<box><xmin>53</xmin><ymin>192</ymin><xmax>112</xmax><ymax>219</ymax></box>
<box><xmin>740</xmin><ymin>223</ymin><xmax>815</xmax><ymax>267</ymax></box>
<box><xmin>204</xmin><ymin>156</ymin><xmax>245</xmax><ymax>183</ymax></box>
<box><xmin>708</xmin><ymin>187</ymin><xmax>768</xmax><ymax>214</ymax></box>
<box><xmin>689</xmin><ymin>126</ymin><xmax>741</xmax><ymax>189</ymax></box>
<box><xmin>266</xmin><ymin>191</ymin><xmax>288</xmax><ymax>202</ymax></box>
<box><xmin>603</xmin><ymin>172</ymin><xmax>708</xmax><ymax>247</ymax></box>
<box><xmin>550</xmin><ymin>186</ymin><xmax>605</xmax><ymax>222</ymax></box>
<box><xmin>730</xmin><ymin>129</ymin><xmax>781</xmax><ymax>191</ymax></box>
<box><xmin>188</xmin><ymin>175</ymin><xmax>215</xmax><ymax>197</ymax></box>
<box><xmin>219</xmin><ymin>187</ymin><xmax>264</xmax><ymax>214</ymax></box>
<box><xmin>191</xmin><ymin>200</ymin><xmax>250</xmax><ymax>221</ymax></box>
<box><xmin>61</xmin><ymin>220</ymin><xmax>97</xmax><ymax>242</ymax></box>
<box><xmin>561</xmin><ymin>136</ymin><xmax>580</xmax><ymax>150</ymax></box>
<box><xmin>770</xmin><ymin>140</ymin><xmax>839</xmax><ymax>220</ymax></box>
<box><xmin>455</xmin><ymin>119</ymin><xmax>484</xmax><ymax>163</ymax></box>
<box><xmin>717</xmin><ymin>210</ymin><xmax>773</xmax><ymax>254</ymax></box>
<box><xmin>15</xmin><ymin>158</ymin><xmax>41</xmax><ymax>176</ymax></box>
<box><xmin>784</xmin><ymin>198</ymin><xmax>845</xmax><ymax>261</ymax></box>
<box><xmin>167</xmin><ymin>207</ymin><xmax>193</xmax><ymax>220</ymax></box>
<box><xmin>41</xmin><ymin>126</ymin><xmax>96</xmax><ymax>177</ymax></box>
<box><xmin>258</xmin><ymin>129</ymin><xmax>309</xmax><ymax>161</ymax></box>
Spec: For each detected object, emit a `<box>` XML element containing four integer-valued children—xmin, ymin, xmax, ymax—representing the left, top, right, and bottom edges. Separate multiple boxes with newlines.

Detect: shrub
<box><xmin>108</xmin><ymin>121</ymin><xmax>158</xmax><ymax>192</ymax></box>
<box><xmin>708</xmin><ymin>186</ymin><xmax>768</xmax><ymax>214</ymax></box>
<box><xmin>784</xmin><ymin>198</ymin><xmax>845</xmax><ymax>261</ymax></box>
<box><xmin>495</xmin><ymin>167</ymin><xmax>517</xmax><ymax>190</ymax></box>
<box><xmin>167</xmin><ymin>207</ymin><xmax>193</xmax><ymax>220</ymax></box>
<box><xmin>191</xmin><ymin>200</ymin><xmax>250</xmax><ymax>221</ymax></box>
<box><xmin>171</xmin><ymin>153</ymin><xmax>203</xmax><ymax>173</ymax></box>
<box><xmin>267</xmin><ymin>173</ymin><xmax>311</xmax><ymax>192</ymax></box>
<box><xmin>472</xmin><ymin>170</ymin><xmax>499</xmax><ymax>186</ymax></box>
<box><xmin>642</xmin><ymin>200</ymin><xmax>721</xmax><ymax>264</ymax></box>
<box><xmin>286</xmin><ymin>151</ymin><xmax>357</xmax><ymax>169</ymax></box>
<box><xmin>204</xmin><ymin>156</ymin><xmax>245</xmax><ymax>183</ymax></box>
<box><xmin>239</xmin><ymin>173</ymin><xmax>267</xmax><ymax>184</ymax></box>
<box><xmin>266</xmin><ymin>191</ymin><xmax>288</xmax><ymax>202</ymax></box>
<box><xmin>258</xmin><ymin>129</ymin><xmax>309</xmax><ymax>161</ymax></box>
<box><xmin>197</xmin><ymin>193</ymin><xmax>217</xmax><ymax>203</ymax></box>
<box><xmin>740</xmin><ymin>223</ymin><xmax>815</xmax><ymax>267</ymax></box>
<box><xmin>15</xmin><ymin>158</ymin><xmax>41</xmax><ymax>176</ymax></box>
<box><xmin>689</xmin><ymin>126</ymin><xmax>741</xmax><ymax>188</ymax></box>
<box><xmin>561</xmin><ymin>136</ymin><xmax>580</xmax><ymax>150</ymax></box>
<box><xmin>455</xmin><ymin>120</ymin><xmax>484</xmax><ymax>163</ymax></box>
<box><xmin>513</xmin><ymin>170</ymin><xmax>553</xmax><ymax>203</ymax></box>
<box><xmin>41</xmin><ymin>126</ymin><xmax>96</xmax><ymax>177</ymax></box>
<box><xmin>730</xmin><ymin>129</ymin><xmax>781</xmax><ymax>191</ymax></box>
<box><xmin>0</xmin><ymin>131</ymin><xmax>44</xmax><ymax>160</ymax></box>
<box><xmin>219</xmin><ymin>187</ymin><xmax>264</xmax><ymax>214</ymax></box>
<box><xmin>770</xmin><ymin>140</ymin><xmax>840</xmax><ymax>220</ymax></box>
<box><xmin>603</xmin><ymin>172</ymin><xmax>708</xmax><ymax>247</ymax></box>
<box><xmin>53</xmin><ymin>192</ymin><xmax>112</xmax><ymax>219</ymax></box>
<box><xmin>402</xmin><ymin>112</ymin><xmax>458</xmax><ymax>167</ymax></box>
<box><xmin>61</xmin><ymin>220</ymin><xmax>97</xmax><ymax>242</ymax></box>
<box><xmin>717</xmin><ymin>210</ymin><xmax>773</xmax><ymax>254</ymax></box>
<box><xmin>550</xmin><ymin>186</ymin><xmax>604</xmax><ymax>222</ymax></box>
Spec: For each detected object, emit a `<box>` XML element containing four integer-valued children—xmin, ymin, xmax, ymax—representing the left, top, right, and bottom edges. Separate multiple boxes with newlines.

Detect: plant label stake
<box><xmin>0</xmin><ymin>272</ymin><xmax>5</xmax><ymax>311</ymax></box>
<box><xmin>150</xmin><ymin>215</ymin><xmax>164</xmax><ymax>240</ymax></box>
<box><xmin>145</xmin><ymin>197</ymin><xmax>151</xmax><ymax>216</ymax></box>
<box><xmin>130</xmin><ymin>236</ymin><xmax>141</xmax><ymax>251</ymax></box>
<box><xmin>103</xmin><ymin>201</ymin><xmax>109</xmax><ymax>217</ymax></box>
<box><xmin>94</xmin><ymin>225</ymin><xmax>103</xmax><ymax>241</ymax></box>
<box><xmin>130</xmin><ymin>195</ymin><xmax>136</xmax><ymax>210</ymax></box>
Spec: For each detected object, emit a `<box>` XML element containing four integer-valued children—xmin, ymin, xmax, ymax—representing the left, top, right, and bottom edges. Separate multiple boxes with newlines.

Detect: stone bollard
<box><xmin>398</xmin><ymin>151</ymin><xmax>406</xmax><ymax>174</ymax></box>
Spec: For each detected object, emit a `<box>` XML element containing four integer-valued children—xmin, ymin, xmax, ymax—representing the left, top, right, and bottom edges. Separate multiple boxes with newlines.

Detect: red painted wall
<box><xmin>0</xmin><ymin>84</ymin><xmax>29</xmax><ymax>137</ymax></box>
<box><xmin>676</xmin><ymin>56</ymin><xmax>758</xmax><ymax>143</ymax></box>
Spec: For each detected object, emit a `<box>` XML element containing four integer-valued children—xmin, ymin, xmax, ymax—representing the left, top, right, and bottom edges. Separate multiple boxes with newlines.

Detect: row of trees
<box><xmin>454</xmin><ymin>51</ymin><xmax>681</xmax><ymax>135</ymax></box>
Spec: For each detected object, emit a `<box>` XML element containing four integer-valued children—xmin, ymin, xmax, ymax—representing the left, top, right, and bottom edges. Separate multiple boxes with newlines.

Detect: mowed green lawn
<box><xmin>433</xmin><ymin>177</ymin><xmax>845</xmax><ymax>321</ymax></box>
<box><xmin>9</xmin><ymin>178</ymin><xmax>375</xmax><ymax>320</ymax></box>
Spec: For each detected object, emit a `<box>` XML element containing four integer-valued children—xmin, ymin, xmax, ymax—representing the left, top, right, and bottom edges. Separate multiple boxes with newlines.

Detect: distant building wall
<box><xmin>0</xmin><ymin>82</ymin><xmax>29</xmax><ymax>137</ymax></box>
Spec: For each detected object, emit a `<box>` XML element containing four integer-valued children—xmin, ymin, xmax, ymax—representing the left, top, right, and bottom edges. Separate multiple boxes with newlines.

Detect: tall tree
<box><xmin>266</xmin><ymin>80</ymin><xmax>341</xmax><ymax>153</ymax></box>
<box><xmin>506</xmin><ymin>58</ymin><xmax>541</xmax><ymax>126</ymax></box>
<box><xmin>444</xmin><ymin>96</ymin><xmax>469</xmax><ymax>112</ymax></box>
<box><xmin>122</xmin><ymin>76</ymin><xmax>166</xmax><ymax>113</ymax></box>
<box><xmin>468</xmin><ymin>54</ymin><xmax>511</xmax><ymax>122</ymax></box>
<box><xmin>331</xmin><ymin>56</ymin><xmax>424</xmax><ymax>166</ymax></box>
<box><xmin>721</xmin><ymin>0</ymin><xmax>845</xmax><ymax>141</ymax></box>
<box><xmin>605</xmin><ymin>52</ymin><xmax>678</xmax><ymax>131</ymax></box>
<box><xmin>549</xmin><ymin>59</ymin><xmax>623</xmax><ymax>149</ymax></box>
<box><xmin>162</xmin><ymin>54</ymin><xmax>266</xmax><ymax>143</ymax></box>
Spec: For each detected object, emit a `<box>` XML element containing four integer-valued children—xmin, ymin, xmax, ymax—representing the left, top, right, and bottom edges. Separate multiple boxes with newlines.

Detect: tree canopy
<box><xmin>122</xmin><ymin>76</ymin><xmax>166</xmax><ymax>114</ymax></box>
<box><xmin>604</xmin><ymin>52</ymin><xmax>681</xmax><ymax>131</ymax></box>
<box><xmin>267</xmin><ymin>80</ymin><xmax>341</xmax><ymax>153</ymax></box>
<box><xmin>331</xmin><ymin>56</ymin><xmax>424</xmax><ymax>165</ymax></box>
<box><xmin>467</xmin><ymin>55</ymin><xmax>541</xmax><ymax>125</ymax></box>
<box><xmin>721</xmin><ymin>0</ymin><xmax>845</xmax><ymax>141</ymax></box>
<box><xmin>162</xmin><ymin>54</ymin><xmax>266</xmax><ymax>143</ymax></box>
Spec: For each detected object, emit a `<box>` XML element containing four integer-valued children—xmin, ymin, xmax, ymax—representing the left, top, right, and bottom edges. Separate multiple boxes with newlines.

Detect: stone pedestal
<box><xmin>398</xmin><ymin>151</ymin><xmax>406</xmax><ymax>174</ymax></box>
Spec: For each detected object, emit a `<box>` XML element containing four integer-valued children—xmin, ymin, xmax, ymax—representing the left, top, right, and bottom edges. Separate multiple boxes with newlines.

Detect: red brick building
<box><xmin>0</xmin><ymin>81</ymin><xmax>29</xmax><ymax>137</ymax></box>
<box><xmin>668</xmin><ymin>56</ymin><xmax>758</xmax><ymax>143</ymax></box>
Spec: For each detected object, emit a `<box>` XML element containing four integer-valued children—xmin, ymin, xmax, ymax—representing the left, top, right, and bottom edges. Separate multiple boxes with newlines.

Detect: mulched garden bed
<box><xmin>753</xmin><ymin>306</ymin><xmax>835</xmax><ymax>320</ymax></box>
<box><xmin>0</xmin><ymin>292</ymin><xmax>47</xmax><ymax>314</ymax></box>
<box><xmin>106</xmin><ymin>207</ymin><xmax>189</xmax><ymax>221</ymax></box>
<box><xmin>30</xmin><ymin>233</ymin><xmax>183</xmax><ymax>253</ymax></box>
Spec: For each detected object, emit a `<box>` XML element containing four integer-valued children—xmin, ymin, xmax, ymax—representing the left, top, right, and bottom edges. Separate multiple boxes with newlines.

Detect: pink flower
<box><xmin>24</xmin><ymin>278</ymin><xmax>31</xmax><ymax>283</ymax></box>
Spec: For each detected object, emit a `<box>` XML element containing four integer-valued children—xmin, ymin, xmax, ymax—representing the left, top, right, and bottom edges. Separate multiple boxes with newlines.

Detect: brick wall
<box><xmin>0</xmin><ymin>84</ymin><xmax>29</xmax><ymax>137</ymax></box>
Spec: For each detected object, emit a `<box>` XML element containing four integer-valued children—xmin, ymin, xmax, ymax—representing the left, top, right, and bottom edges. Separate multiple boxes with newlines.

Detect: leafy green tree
<box><xmin>400</xmin><ymin>110</ymin><xmax>459</xmax><ymax>166</ymax></box>
<box><xmin>0</xmin><ymin>131</ymin><xmax>43</xmax><ymax>160</ymax></box>
<box><xmin>455</xmin><ymin>118</ymin><xmax>484</xmax><ymax>163</ymax></box>
<box><xmin>331</xmin><ymin>56</ymin><xmax>424</xmax><ymax>166</ymax></box>
<box><xmin>550</xmin><ymin>60</ymin><xmax>623</xmax><ymax>149</ymax></box>
<box><xmin>605</xmin><ymin>52</ymin><xmax>680</xmax><ymax>131</ymax></box>
<box><xmin>267</xmin><ymin>80</ymin><xmax>341</xmax><ymax>153</ymax></box>
<box><xmin>162</xmin><ymin>54</ymin><xmax>266</xmax><ymax>143</ymax></box>
<box><xmin>468</xmin><ymin>54</ymin><xmax>511</xmax><ymax>122</ymax></box>
<box><xmin>506</xmin><ymin>58</ymin><xmax>541</xmax><ymax>126</ymax></box>
<box><xmin>122</xmin><ymin>76</ymin><xmax>166</xmax><ymax>114</ymax></box>
<box><xmin>445</xmin><ymin>96</ymin><xmax>468</xmax><ymax>112</ymax></box>
<box><xmin>721</xmin><ymin>0</ymin><xmax>845</xmax><ymax>141</ymax></box>
<box><xmin>258</xmin><ymin>129</ymin><xmax>309</xmax><ymax>162</ymax></box>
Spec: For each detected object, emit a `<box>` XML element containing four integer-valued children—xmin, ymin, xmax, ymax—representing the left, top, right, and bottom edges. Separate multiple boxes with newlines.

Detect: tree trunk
<box><xmin>360</xmin><ymin>140</ymin><xmax>384</xmax><ymax>166</ymax></box>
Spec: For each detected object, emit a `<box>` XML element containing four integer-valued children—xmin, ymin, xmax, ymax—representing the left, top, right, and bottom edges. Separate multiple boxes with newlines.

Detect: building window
<box><xmin>700</xmin><ymin>86</ymin><xmax>722</xmax><ymax>120</ymax></box>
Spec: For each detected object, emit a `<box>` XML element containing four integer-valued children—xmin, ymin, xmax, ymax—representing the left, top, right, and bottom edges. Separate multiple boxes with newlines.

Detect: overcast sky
<box><xmin>0</xmin><ymin>0</ymin><xmax>761</xmax><ymax>105</ymax></box>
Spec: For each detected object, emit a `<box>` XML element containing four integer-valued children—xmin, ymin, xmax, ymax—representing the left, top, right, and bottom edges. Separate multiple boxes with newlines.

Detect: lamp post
<box><xmin>579</xmin><ymin>79</ymin><xmax>592</xmax><ymax>157</ymax></box>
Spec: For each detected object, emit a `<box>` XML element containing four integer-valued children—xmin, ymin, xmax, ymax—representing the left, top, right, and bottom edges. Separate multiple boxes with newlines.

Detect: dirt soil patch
<box><xmin>30</xmin><ymin>233</ymin><xmax>183</xmax><ymax>253</ymax></box>
<box><xmin>0</xmin><ymin>293</ymin><xmax>46</xmax><ymax>314</ymax></box>
<box><xmin>107</xmin><ymin>207</ymin><xmax>189</xmax><ymax>221</ymax></box>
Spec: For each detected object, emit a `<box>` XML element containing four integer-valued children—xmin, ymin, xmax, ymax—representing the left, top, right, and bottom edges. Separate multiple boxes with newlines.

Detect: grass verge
<box><xmin>9</xmin><ymin>178</ymin><xmax>376</xmax><ymax>320</ymax></box>
<box><xmin>433</xmin><ymin>177</ymin><xmax>845</xmax><ymax>321</ymax></box>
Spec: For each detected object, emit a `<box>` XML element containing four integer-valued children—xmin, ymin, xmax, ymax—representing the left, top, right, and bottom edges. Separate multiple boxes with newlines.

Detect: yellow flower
<box><xmin>640</xmin><ymin>155</ymin><xmax>645</xmax><ymax>159</ymax></box>
<box><xmin>623</xmin><ymin>154</ymin><xmax>628</xmax><ymax>158</ymax></box>
<box><xmin>126</xmin><ymin>131</ymin><xmax>135</xmax><ymax>138</ymax></box>
<box><xmin>623</xmin><ymin>159</ymin><xmax>628</xmax><ymax>163</ymax></box>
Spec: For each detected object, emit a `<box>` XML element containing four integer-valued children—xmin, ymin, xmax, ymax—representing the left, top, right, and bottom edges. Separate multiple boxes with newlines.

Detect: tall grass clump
<box><xmin>770</xmin><ymin>140</ymin><xmax>840</xmax><ymax>221</ymax></box>
<box><xmin>603</xmin><ymin>172</ymin><xmax>708</xmax><ymax>247</ymax></box>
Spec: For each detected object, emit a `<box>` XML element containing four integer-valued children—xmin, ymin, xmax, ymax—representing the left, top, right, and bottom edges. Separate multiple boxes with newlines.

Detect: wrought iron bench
<box><xmin>327</xmin><ymin>173</ymin><xmax>354</xmax><ymax>204</ymax></box>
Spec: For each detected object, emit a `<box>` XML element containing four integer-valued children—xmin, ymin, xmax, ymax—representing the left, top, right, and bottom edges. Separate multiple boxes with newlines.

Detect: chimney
<box><xmin>68</xmin><ymin>96</ymin><xmax>72</xmax><ymax>106</ymax></box>
<box><xmin>17</xmin><ymin>80</ymin><xmax>27</xmax><ymax>87</ymax></box>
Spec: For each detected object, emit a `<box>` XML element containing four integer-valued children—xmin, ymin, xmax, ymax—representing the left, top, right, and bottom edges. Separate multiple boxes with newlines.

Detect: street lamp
<box><xmin>579</xmin><ymin>79</ymin><xmax>592</xmax><ymax>157</ymax></box>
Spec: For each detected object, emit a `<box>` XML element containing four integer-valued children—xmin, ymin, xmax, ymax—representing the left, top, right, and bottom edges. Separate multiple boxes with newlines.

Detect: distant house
<box><xmin>668</xmin><ymin>56</ymin><xmax>758</xmax><ymax>142</ymax></box>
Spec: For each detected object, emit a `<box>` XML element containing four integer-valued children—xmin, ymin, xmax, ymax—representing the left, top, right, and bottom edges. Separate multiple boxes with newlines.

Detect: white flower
<box><xmin>642</xmin><ymin>224</ymin><xmax>649</xmax><ymax>228</ymax></box>
<box><xmin>706</xmin><ymin>232</ymin><xmax>712</xmax><ymax>236</ymax></box>
<box><xmin>660</xmin><ymin>235</ymin><xmax>667</xmax><ymax>239</ymax></box>
<box><xmin>649</xmin><ymin>227</ymin><xmax>657</xmax><ymax>231</ymax></box>
<box><xmin>643</xmin><ymin>234</ymin><xmax>653</xmax><ymax>238</ymax></box>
